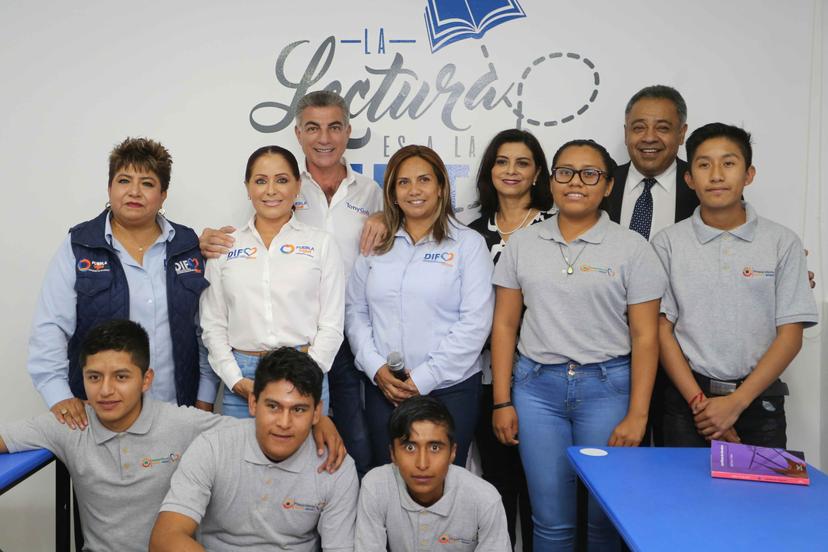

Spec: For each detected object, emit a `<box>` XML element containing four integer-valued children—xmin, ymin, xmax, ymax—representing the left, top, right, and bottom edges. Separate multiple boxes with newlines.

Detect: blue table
<box><xmin>568</xmin><ymin>446</ymin><xmax>828</xmax><ymax>552</ymax></box>
<box><xmin>0</xmin><ymin>449</ymin><xmax>70</xmax><ymax>552</ymax></box>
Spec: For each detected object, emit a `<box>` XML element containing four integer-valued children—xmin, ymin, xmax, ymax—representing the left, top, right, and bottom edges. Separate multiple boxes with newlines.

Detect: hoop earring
<box><xmin>105</xmin><ymin>201</ymin><xmax>111</xmax><ymax>210</ymax></box>
<box><xmin>158</xmin><ymin>208</ymin><xmax>166</xmax><ymax>217</ymax></box>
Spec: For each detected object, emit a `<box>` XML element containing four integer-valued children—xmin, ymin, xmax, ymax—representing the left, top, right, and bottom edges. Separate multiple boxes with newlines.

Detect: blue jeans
<box><xmin>513</xmin><ymin>354</ymin><xmax>629</xmax><ymax>552</ymax></box>
<box><xmin>328</xmin><ymin>339</ymin><xmax>373</xmax><ymax>479</ymax></box>
<box><xmin>222</xmin><ymin>351</ymin><xmax>330</xmax><ymax>419</ymax></box>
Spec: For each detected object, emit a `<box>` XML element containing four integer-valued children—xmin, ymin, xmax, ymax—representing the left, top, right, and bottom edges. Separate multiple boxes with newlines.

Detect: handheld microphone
<box><xmin>387</xmin><ymin>351</ymin><xmax>407</xmax><ymax>381</ymax></box>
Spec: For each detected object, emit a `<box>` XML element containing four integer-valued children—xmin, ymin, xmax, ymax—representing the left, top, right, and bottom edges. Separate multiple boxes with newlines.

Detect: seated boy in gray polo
<box><xmin>150</xmin><ymin>346</ymin><xmax>358</xmax><ymax>552</ymax></box>
<box><xmin>356</xmin><ymin>396</ymin><xmax>510</xmax><ymax>552</ymax></box>
<box><xmin>0</xmin><ymin>320</ymin><xmax>240</xmax><ymax>552</ymax></box>
<box><xmin>652</xmin><ymin>123</ymin><xmax>819</xmax><ymax>447</ymax></box>
<box><xmin>0</xmin><ymin>320</ymin><xmax>346</xmax><ymax>552</ymax></box>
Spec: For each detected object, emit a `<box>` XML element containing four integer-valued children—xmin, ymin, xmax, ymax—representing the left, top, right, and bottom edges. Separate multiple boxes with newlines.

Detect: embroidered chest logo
<box><xmin>423</xmin><ymin>251</ymin><xmax>455</xmax><ymax>266</ymax></box>
<box><xmin>227</xmin><ymin>247</ymin><xmax>258</xmax><ymax>260</ymax></box>
<box><xmin>77</xmin><ymin>259</ymin><xmax>110</xmax><ymax>272</ymax></box>
<box><xmin>174</xmin><ymin>258</ymin><xmax>202</xmax><ymax>275</ymax></box>
<box><xmin>282</xmin><ymin>498</ymin><xmax>326</xmax><ymax>512</ymax></box>
<box><xmin>742</xmin><ymin>267</ymin><xmax>774</xmax><ymax>278</ymax></box>
<box><xmin>580</xmin><ymin>264</ymin><xmax>615</xmax><ymax>277</ymax></box>
<box><xmin>346</xmin><ymin>201</ymin><xmax>370</xmax><ymax>216</ymax></box>
<box><xmin>438</xmin><ymin>533</ymin><xmax>477</xmax><ymax>545</ymax></box>
<box><xmin>140</xmin><ymin>452</ymin><xmax>181</xmax><ymax>469</ymax></box>
<box><xmin>293</xmin><ymin>196</ymin><xmax>309</xmax><ymax>210</ymax></box>
<box><xmin>280</xmin><ymin>244</ymin><xmax>315</xmax><ymax>257</ymax></box>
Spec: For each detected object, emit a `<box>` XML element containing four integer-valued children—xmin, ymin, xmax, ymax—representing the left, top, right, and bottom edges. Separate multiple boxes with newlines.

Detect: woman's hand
<box><xmin>374</xmin><ymin>365</ymin><xmax>417</xmax><ymax>406</ymax></box>
<box><xmin>50</xmin><ymin>397</ymin><xmax>88</xmax><ymax>430</ymax></box>
<box><xmin>231</xmin><ymin>378</ymin><xmax>255</xmax><ymax>400</ymax></box>
<box><xmin>199</xmin><ymin>226</ymin><xmax>236</xmax><ymax>259</ymax></box>
<box><xmin>608</xmin><ymin>413</ymin><xmax>647</xmax><ymax>447</ymax></box>
<box><xmin>493</xmin><ymin>406</ymin><xmax>519</xmax><ymax>446</ymax></box>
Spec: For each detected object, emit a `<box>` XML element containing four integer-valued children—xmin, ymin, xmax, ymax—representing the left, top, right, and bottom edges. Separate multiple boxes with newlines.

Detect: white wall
<box><xmin>0</xmin><ymin>1</ymin><xmax>825</xmax><ymax>550</ymax></box>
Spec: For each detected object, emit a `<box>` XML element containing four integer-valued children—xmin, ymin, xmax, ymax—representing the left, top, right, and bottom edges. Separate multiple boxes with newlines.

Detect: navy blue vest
<box><xmin>67</xmin><ymin>210</ymin><xmax>209</xmax><ymax>406</ymax></box>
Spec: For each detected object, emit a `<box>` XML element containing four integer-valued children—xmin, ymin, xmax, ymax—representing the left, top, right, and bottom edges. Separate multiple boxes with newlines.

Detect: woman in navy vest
<box><xmin>27</xmin><ymin>138</ymin><xmax>216</xmax><ymax>430</ymax></box>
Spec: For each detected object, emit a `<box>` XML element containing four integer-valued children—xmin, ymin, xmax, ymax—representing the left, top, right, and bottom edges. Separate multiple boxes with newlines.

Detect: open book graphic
<box><xmin>424</xmin><ymin>0</ymin><xmax>526</xmax><ymax>52</ymax></box>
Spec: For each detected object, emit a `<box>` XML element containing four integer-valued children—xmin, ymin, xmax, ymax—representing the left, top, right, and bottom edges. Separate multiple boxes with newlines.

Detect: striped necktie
<box><xmin>629</xmin><ymin>177</ymin><xmax>657</xmax><ymax>240</ymax></box>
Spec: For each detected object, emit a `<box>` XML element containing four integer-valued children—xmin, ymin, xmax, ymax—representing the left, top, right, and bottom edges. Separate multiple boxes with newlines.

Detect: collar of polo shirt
<box><xmin>537</xmin><ymin>211</ymin><xmax>610</xmax><ymax>245</ymax></box>
<box><xmin>394</xmin><ymin>464</ymin><xmax>455</xmax><ymax>516</ymax></box>
<box><xmin>242</xmin><ymin>423</ymin><xmax>309</xmax><ymax>472</ymax></box>
<box><xmin>91</xmin><ymin>397</ymin><xmax>157</xmax><ymax>445</ymax></box>
<box><xmin>691</xmin><ymin>201</ymin><xmax>758</xmax><ymax>244</ymax></box>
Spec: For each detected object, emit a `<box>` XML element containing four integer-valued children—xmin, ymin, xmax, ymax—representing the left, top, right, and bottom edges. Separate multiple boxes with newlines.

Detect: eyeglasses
<box><xmin>551</xmin><ymin>167</ymin><xmax>607</xmax><ymax>186</ymax></box>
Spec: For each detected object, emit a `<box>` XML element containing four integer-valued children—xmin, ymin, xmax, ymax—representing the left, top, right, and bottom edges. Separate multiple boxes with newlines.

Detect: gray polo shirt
<box><xmin>356</xmin><ymin>464</ymin><xmax>510</xmax><ymax>552</ymax></box>
<box><xmin>160</xmin><ymin>420</ymin><xmax>358</xmax><ymax>552</ymax></box>
<box><xmin>652</xmin><ymin>203</ymin><xmax>819</xmax><ymax>380</ymax></box>
<box><xmin>493</xmin><ymin>212</ymin><xmax>667</xmax><ymax>365</ymax></box>
<box><xmin>0</xmin><ymin>398</ymin><xmax>233</xmax><ymax>552</ymax></box>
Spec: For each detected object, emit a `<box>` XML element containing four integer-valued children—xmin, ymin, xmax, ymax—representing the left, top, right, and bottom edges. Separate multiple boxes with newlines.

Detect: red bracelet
<box><xmin>688</xmin><ymin>392</ymin><xmax>705</xmax><ymax>408</ymax></box>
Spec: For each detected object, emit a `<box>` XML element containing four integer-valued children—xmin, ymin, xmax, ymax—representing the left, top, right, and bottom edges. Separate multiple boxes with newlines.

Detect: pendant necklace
<box><xmin>558</xmin><ymin>242</ymin><xmax>588</xmax><ymax>275</ymax></box>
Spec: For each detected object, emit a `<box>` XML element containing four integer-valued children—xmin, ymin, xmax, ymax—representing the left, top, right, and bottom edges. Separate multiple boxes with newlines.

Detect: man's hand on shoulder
<box><xmin>199</xmin><ymin>226</ymin><xmax>236</xmax><ymax>260</ymax></box>
<box><xmin>359</xmin><ymin>213</ymin><xmax>387</xmax><ymax>256</ymax></box>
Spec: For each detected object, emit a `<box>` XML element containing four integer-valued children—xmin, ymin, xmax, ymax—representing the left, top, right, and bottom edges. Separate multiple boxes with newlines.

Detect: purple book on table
<box><xmin>710</xmin><ymin>440</ymin><xmax>810</xmax><ymax>486</ymax></box>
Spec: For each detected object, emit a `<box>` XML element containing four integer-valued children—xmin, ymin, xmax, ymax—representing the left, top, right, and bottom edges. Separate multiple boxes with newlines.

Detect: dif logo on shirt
<box><xmin>282</xmin><ymin>498</ymin><xmax>326</xmax><ymax>512</ymax></box>
<box><xmin>438</xmin><ymin>533</ymin><xmax>476</xmax><ymax>546</ymax></box>
<box><xmin>280</xmin><ymin>244</ymin><xmax>315</xmax><ymax>257</ymax></box>
<box><xmin>140</xmin><ymin>452</ymin><xmax>181</xmax><ymax>469</ymax></box>
<box><xmin>293</xmin><ymin>196</ymin><xmax>309</xmax><ymax>210</ymax></box>
<box><xmin>227</xmin><ymin>247</ymin><xmax>258</xmax><ymax>260</ymax></box>
<box><xmin>580</xmin><ymin>264</ymin><xmax>615</xmax><ymax>277</ymax></box>
<box><xmin>174</xmin><ymin>257</ymin><xmax>202</xmax><ymax>275</ymax></box>
<box><xmin>423</xmin><ymin>251</ymin><xmax>455</xmax><ymax>267</ymax></box>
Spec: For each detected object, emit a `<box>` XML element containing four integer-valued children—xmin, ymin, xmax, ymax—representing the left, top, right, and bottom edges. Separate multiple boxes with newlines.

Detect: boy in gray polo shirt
<box><xmin>653</xmin><ymin>123</ymin><xmax>819</xmax><ymax>447</ymax></box>
<box><xmin>0</xmin><ymin>320</ymin><xmax>347</xmax><ymax>552</ymax></box>
<box><xmin>151</xmin><ymin>346</ymin><xmax>358</xmax><ymax>552</ymax></box>
<box><xmin>0</xmin><ymin>320</ymin><xmax>239</xmax><ymax>552</ymax></box>
<box><xmin>356</xmin><ymin>396</ymin><xmax>510</xmax><ymax>551</ymax></box>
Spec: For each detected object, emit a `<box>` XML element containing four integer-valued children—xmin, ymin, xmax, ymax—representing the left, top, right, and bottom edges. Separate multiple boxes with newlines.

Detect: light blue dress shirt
<box><xmin>27</xmin><ymin>215</ymin><xmax>219</xmax><ymax>407</ymax></box>
<box><xmin>345</xmin><ymin>219</ymin><xmax>494</xmax><ymax>395</ymax></box>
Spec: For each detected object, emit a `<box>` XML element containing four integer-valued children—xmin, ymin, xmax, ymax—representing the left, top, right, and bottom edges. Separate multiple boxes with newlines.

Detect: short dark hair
<box><xmin>624</xmin><ymin>85</ymin><xmax>688</xmax><ymax>125</ymax></box>
<box><xmin>244</xmin><ymin>145</ymin><xmax>301</xmax><ymax>182</ymax></box>
<box><xmin>108</xmin><ymin>137</ymin><xmax>173</xmax><ymax>192</ymax></box>
<box><xmin>551</xmin><ymin>139</ymin><xmax>618</xmax><ymax>176</ymax></box>
<box><xmin>252</xmin><ymin>347</ymin><xmax>323</xmax><ymax>404</ymax></box>
<box><xmin>685</xmin><ymin>122</ymin><xmax>753</xmax><ymax>168</ymax></box>
<box><xmin>388</xmin><ymin>396</ymin><xmax>455</xmax><ymax>445</ymax></box>
<box><xmin>79</xmin><ymin>319</ymin><xmax>150</xmax><ymax>375</ymax></box>
<box><xmin>476</xmin><ymin>129</ymin><xmax>553</xmax><ymax>218</ymax></box>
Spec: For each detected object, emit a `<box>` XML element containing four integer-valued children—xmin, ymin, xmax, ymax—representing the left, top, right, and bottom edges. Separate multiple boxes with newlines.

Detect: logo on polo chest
<box><xmin>282</xmin><ymin>498</ymin><xmax>326</xmax><ymax>512</ymax></box>
<box><xmin>140</xmin><ymin>452</ymin><xmax>181</xmax><ymax>469</ymax></box>
<box><xmin>580</xmin><ymin>264</ymin><xmax>614</xmax><ymax>277</ymax></box>
<box><xmin>742</xmin><ymin>266</ymin><xmax>774</xmax><ymax>278</ymax></box>
<box><xmin>438</xmin><ymin>533</ymin><xmax>477</xmax><ymax>545</ymax></box>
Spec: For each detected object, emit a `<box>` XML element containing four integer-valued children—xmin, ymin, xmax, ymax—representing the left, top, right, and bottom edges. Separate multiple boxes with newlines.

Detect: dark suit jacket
<box><xmin>606</xmin><ymin>158</ymin><xmax>698</xmax><ymax>224</ymax></box>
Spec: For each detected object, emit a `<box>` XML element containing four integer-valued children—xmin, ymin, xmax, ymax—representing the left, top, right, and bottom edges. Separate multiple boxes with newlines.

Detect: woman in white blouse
<box><xmin>200</xmin><ymin>146</ymin><xmax>344</xmax><ymax>418</ymax></box>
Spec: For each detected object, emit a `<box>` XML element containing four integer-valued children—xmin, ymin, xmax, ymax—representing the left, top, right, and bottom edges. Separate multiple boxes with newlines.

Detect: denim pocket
<box><xmin>603</xmin><ymin>365</ymin><xmax>631</xmax><ymax>395</ymax></box>
<box><xmin>512</xmin><ymin>355</ymin><xmax>536</xmax><ymax>386</ymax></box>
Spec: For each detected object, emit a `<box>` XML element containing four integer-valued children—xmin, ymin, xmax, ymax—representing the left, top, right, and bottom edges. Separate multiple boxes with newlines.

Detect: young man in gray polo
<box><xmin>356</xmin><ymin>396</ymin><xmax>510</xmax><ymax>551</ymax></box>
<box><xmin>0</xmin><ymin>320</ymin><xmax>346</xmax><ymax>552</ymax></box>
<box><xmin>150</xmin><ymin>346</ymin><xmax>358</xmax><ymax>552</ymax></box>
<box><xmin>653</xmin><ymin>123</ymin><xmax>819</xmax><ymax>447</ymax></box>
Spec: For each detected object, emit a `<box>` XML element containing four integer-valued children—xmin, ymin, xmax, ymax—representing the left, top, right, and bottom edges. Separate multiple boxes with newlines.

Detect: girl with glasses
<box><xmin>491</xmin><ymin>139</ymin><xmax>666</xmax><ymax>551</ymax></box>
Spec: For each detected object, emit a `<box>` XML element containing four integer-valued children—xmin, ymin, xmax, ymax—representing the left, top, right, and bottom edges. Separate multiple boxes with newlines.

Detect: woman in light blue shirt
<box><xmin>346</xmin><ymin>145</ymin><xmax>494</xmax><ymax>469</ymax></box>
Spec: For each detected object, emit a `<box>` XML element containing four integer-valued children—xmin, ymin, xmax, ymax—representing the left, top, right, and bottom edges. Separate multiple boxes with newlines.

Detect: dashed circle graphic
<box><xmin>512</xmin><ymin>52</ymin><xmax>600</xmax><ymax>127</ymax></box>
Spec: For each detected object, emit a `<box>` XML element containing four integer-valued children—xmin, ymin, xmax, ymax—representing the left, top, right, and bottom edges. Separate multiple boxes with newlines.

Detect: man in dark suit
<box><xmin>607</xmin><ymin>85</ymin><xmax>697</xmax><ymax>235</ymax></box>
<box><xmin>606</xmin><ymin>85</ymin><xmax>695</xmax><ymax>447</ymax></box>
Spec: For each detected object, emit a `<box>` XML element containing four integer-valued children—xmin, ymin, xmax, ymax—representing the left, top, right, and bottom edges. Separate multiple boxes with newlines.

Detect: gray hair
<box><xmin>295</xmin><ymin>90</ymin><xmax>350</xmax><ymax>126</ymax></box>
<box><xmin>624</xmin><ymin>85</ymin><xmax>688</xmax><ymax>125</ymax></box>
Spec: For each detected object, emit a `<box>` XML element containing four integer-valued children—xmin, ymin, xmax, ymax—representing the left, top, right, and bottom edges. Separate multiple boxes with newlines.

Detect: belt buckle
<box><xmin>709</xmin><ymin>379</ymin><xmax>737</xmax><ymax>395</ymax></box>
